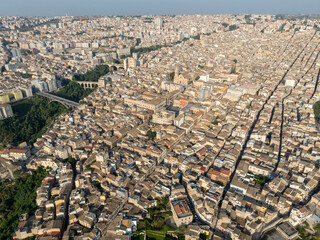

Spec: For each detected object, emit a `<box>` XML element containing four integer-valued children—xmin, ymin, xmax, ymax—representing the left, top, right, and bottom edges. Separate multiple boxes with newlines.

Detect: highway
<box><xmin>36</xmin><ymin>91</ymin><xmax>80</xmax><ymax>108</ymax></box>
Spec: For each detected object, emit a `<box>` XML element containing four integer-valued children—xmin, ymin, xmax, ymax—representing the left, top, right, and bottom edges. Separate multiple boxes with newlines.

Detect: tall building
<box><xmin>11</xmin><ymin>89</ymin><xmax>23</xmax><ymax>101</ymax></box>
<box><xmin>31</xmin><ymin>80</ymin><xmax>49</xmax><ymax>92</ymax></box>
<box><xmin>132</xmin><ymin>53</ymin><xmax>139</xmax><ymax>60</ymax></box>
<box><xmin>21</xmin><ymin>86</ymin><xmax>33</xmax><ymax>98</ymax></box>
<box><xmin>124</xmin><ymin>57</ymin><xmax>137</xmax><ymax>70</ymax></box>
<box><xmin>46</xmin><ymin>79</ymin><xmax>58</xmax><ymax>92</ymax></box>
<box><xmin>199</xmin><ymin>85</ymin><xmax>212</xmax><ymax>101</ymax></box>
<box><xmin>11</xmin><ymin>47</ymin><xmax>21</xmax><ymax>58</ymax></box>
<box><xmin>0</xmin><ymin>104</ymin><xmax>13</xmax><ymax>120</ymax></box>
<box><xmin>0</xmin><ymin>93</ymin><xmax>10</xmax><ymax>104</ymax></box>
<box><xmin>154</xmin><ymin>18</ymin><xmax>163</xmax><ymax>28</ymax></box>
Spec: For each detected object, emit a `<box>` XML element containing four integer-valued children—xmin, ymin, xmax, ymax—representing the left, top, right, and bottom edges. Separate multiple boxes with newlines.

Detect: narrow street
<box><xmin>215</xmin><ymin>32</ymin><xmax>317</xmax><ymax>227</ymax></box>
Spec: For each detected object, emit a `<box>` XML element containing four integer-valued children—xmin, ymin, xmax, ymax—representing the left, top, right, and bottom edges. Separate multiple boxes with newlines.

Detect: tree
<box><xmin>313</xmin><ymin>101</ymin><xmax>320</xmax><ymax>122</ymax></box>
<box><xmin>65</xmin><ymin>156</ymin><xmax>77</xmax><ymax>165</ymax></box>
<box><xmin>200</xmin><ymin>233</ymin><xmax>208</xmax><ymax>239</ymax></box>
<box><xmin>146</xmin><ymin>130</ymin><xmax>157</xmax><ymax>140</ymax></box>
<box><xmin>169</xmin><ymin>72</ymin><xmax>175</xmax><ymax>81</ymax></box>
<box><xmin>135</xmin><ymin>38</ymin><xmax>141</xmax><ymax>46</ymax></box>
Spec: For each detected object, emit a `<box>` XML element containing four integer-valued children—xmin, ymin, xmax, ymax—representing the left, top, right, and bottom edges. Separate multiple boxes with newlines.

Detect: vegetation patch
<box><xmin>313</xmin><ymin>101</ymin><xmax>320</xmax><ymax>122</ymax></box>
<box><xmin>0</xmin><ymin>96</ymin><xmax>67</xmax><ymax>145</ymax></box>
<box><xmin>0</xmin><ymin>167</ymin><xmax>49</xmax><ymax>239</ymax></box>
<box><xmin>254</xmin><ymin>174</ymin><xmax>270</xmax><ymax>186</ymax></box>
<box><xmin>54</xmin><ymin>80</ymin><xmax>94</xmax><ymax>102</ymax></box>
<box><xmin>146</xmin><ymin>130</ymin><xmax>157</xmax><ymax>140</ymax></box>
<box><xmin>73</xmin><ymin>64</ymin><xmax>109</xmax><ymax>82</ymax></box>
<box><xmin>134</xmin><ymin>196</ymin><xmax>185</xmax><ymax>240</ymax></box>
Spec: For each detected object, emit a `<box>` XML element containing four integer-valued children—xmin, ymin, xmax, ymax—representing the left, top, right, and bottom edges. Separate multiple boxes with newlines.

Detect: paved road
<box><xmin>36</xmin><ymin>91</ymin><xmax>80</xmax><ymax>108</ymax></box>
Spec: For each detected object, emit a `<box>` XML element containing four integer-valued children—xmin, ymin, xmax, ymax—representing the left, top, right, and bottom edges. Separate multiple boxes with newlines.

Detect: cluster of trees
<box><xmin>191</xmin><ymin>35</ymin><xmax>200</xmax><ymax>40</ymax></box>
<box><xmin>313</xmin><ymin>101</ymin><xmax>320</xmax><ymax>122</ymax></box>
<box><xmin>21</xmin><ymin>73</ymin><xmax>33</xmax><ymax>78</ymax></box>
<box><xmin>120</xmin><ymin>54</ymin><xmax>131</xmax><ymax>59</ymax></box>
<box><xmin>0</xmin><ymin>78</ymin><xmax>95</xmax><ymax>145</ymax></box>
<box><xmin>229</xmin><ymin>25</ymin><xmax>238</xmax><ymax>31</ymax></box>
<box><xmin>19</xmin><ymin>19</ymin><xmax>59</xmax><ymax>32</ymax></box>
<box><xmin>135</xmin><ymin>38</ymin><xmax>141</xmax><ymax>46</ymax></box>
<box><xmin>222</xmin><ymin>23</ymin><xmax>229</xmax><ymax>28</ymax></box>
<box><xmin>0</xmin><ymin>167</ymin><xmax>49</xmax><ymax>239</ymax></box>
<box><xmin>131</xmin><ymin>33</ymin><xmax>205</xmax><ymax>56</ymax></box>
<box><xmin>54</xmin><ymin>80</ymin><xmax>94</xmax><ymax>102</ymax></box>
<box><xmin>254</xmin><ymin>174</ymin><xmax>270</xmax><ymax>186</ymax></box>
<box><xmin>133</xmin><ymin>196</ymin><xmax>187</xmax><ymax>240</ymax></box>
<box><xmin>0</xmin><ymin>96</ymin><xmax>67</xmax><ymax>145</ymax></box>
<box><xmin>132</xmin><ymin>44</ymin><xmax>167</xmax><ymax>54</ymax></box>
<box><xmin>200</xmin><ymin>233</ymin><xmax>209</xmax><ymax>239</ymax></box>
<box><xmin>73</xmin><ymin>65</ymin><xmax>109</xmax><ymax>82</ymax></box>
<box><xmin>296</xmin><ymin>222</ymin><xmax>320</xmax><ymax>240</ymax></box>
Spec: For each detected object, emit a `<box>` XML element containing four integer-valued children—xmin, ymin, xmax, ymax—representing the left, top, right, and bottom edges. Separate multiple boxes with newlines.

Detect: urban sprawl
<box><xmin>0</xmin><ymin>14</ymin><xmax>320</xmax><ymax>240</ymax></box>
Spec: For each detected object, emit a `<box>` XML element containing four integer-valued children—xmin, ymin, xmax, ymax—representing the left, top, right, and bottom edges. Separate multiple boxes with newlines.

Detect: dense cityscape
<box><xmin>1</xmin><ymin>14</ymin><xmax>320</xmax><ymax>240</ymax></box>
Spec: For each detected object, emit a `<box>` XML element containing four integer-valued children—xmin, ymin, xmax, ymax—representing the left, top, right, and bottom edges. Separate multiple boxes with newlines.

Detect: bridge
<box><xmin>36</xmin><ymin>92</ymin><xmax>80</xmax><ymax>108</ymax></box>
<box><xmin>77</xmin><ymin>81</ymin><xmax>99</xmax><ymax>89</ymax></box>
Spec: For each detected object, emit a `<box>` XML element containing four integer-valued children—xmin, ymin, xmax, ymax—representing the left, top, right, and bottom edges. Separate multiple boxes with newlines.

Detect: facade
<box><xmin>21</xmin><ymin>86</ymin><xmax>33</xmax><ymax>97</ymax></box>
<box><xmin>46</xmin><ymin>79</ymin><xmax>58</xmax><ymax>92</ymax></box>
<box><xmin>248</xmin><ymin>164</ymin><xmax>270</xmax><ymax>176</ymax></box>
<box><xmin>124</xmin><ymin>57</ymin><xmax>137</xmax><ymax>69</ymax></box>
<box><xmin>171</xmin><ymin>199</ymin><xmax>193</xmax><ymax>227</ymax></box>
<box><xmin>0</xmin><ymin>93</ymin><xmax>10</xmax><ymax>104</ymax></box>
<box><xmin>117</xmin><ymin>47</ymin><xmax>131</xmax><ymax>56</ymax></box>
<box><xmin>161</xmin><ymin>81</ymin><xmax>184</xmax><ymax>92</ymax></box>
<box><xmin>124</xmin><ymin>97</ymin><xmax>166</xmax><ymax>112</ymax></box>
<box><xmin>0</xmin><ymin>103</ymin><xmax>13</xmax><ymax>119</ymax></box>
<box><xmin>31</xmin><ymin>80</ymin><xmax>49</xmax><ymax>92</ymax></box>
<box><xmin>174</xmin><ymin>73</ymin><xmax>191</xmax><ymax>85</ymax></box>
<box><xmin>289</xmin><ymin>207</ymin><xmax>312</xmax><ymax>227</ymax></box>
<box><xmin>11</xmin><ymin>89</ymin><xmax>23</xmax><ymax>101</ymax></box>
<box><xmin>0</xmin><ymin>147</ymin><xmax>31</xmax><ymax>161</ymax></box>
<box><xmin>11</xmin><ymin>47</ymin><xmax>22</xmax><ymax>58</ymax></box>
<box><xmin>152</xmin><ymin>110</ymin><xmax>175</xmax><ymax>125</ymax></box>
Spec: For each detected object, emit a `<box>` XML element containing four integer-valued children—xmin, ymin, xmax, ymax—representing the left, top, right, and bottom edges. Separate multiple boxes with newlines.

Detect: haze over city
<box><xmin>1</xmin><ymin>0</ymin><xmax>320</xmax><ymax>16</ymax></box>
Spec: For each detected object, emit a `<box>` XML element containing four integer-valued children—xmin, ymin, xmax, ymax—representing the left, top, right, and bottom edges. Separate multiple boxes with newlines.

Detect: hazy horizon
<box><xmin>1</xmin><ymin>0</ymin><xmax>320</xmax><ymax>17</ymax></box>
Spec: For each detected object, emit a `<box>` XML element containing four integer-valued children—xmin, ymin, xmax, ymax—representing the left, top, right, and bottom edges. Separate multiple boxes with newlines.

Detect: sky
<box><xmin>1</xmin><ymin>0</ymin><xmax>320</xmax><ymax>17</ymax></box>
